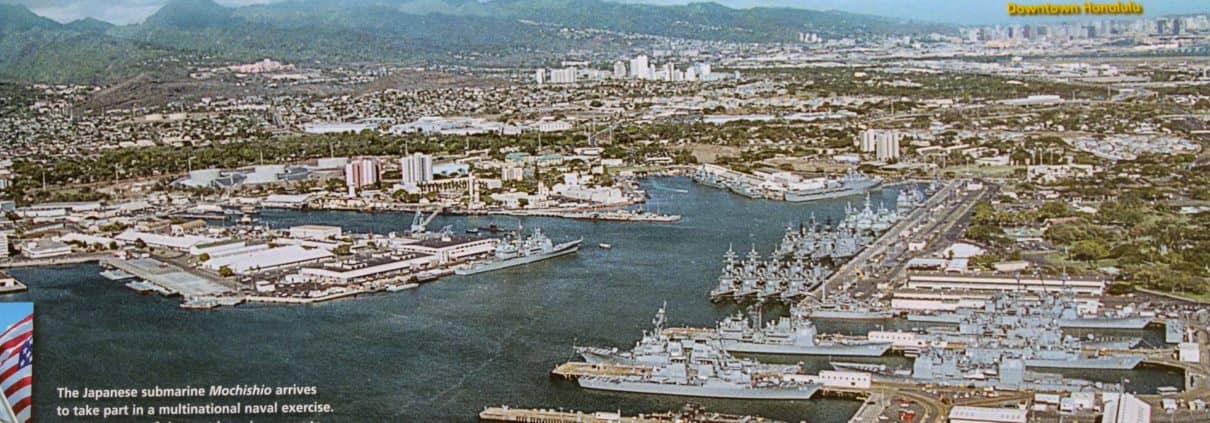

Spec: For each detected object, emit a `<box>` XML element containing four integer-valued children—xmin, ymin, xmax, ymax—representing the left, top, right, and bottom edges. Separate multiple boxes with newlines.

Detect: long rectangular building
<box><xmin>906</xmin><ymin>272</ymin><xmax>1106</xmax><ymax>296</ymax></box>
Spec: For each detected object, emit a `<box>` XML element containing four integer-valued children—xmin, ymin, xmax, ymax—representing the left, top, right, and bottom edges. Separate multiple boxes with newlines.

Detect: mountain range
<box><xmin>0</xmin><ymin>0</ymin><xmax>951</xmax><ymax>84</ymax></box>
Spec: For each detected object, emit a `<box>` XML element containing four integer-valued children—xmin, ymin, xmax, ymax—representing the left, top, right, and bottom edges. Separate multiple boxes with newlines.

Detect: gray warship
<box><xmin>796</xmin><ymin>290</ymin><xmax>894</xmax><ymax>320</ymax></box>
<box><xmin>572</xmin><ymin>306</ymin><xmax>822</xmax><ymax>400</ymax></box>
<box><xmin>902</xmin><ymin>292</ymin><xmax>1147</xmax><ymax>371</ymax></box>
<box><xmin>711</xmin><ymin>310</ymin><xmax>890</xmax><ymax>357</ymax></box>
<box><xmin>906</xmin><ymin>290</ymin><xmax>1152</xmax><ymax>330</ymax></box>
<box><xmin>783</xmin><ymin>170</ymin><xmax>881</xmax><ymax>203</ymax></box>
<box><xmin>455</xmin><ymin>228</ymin><xmax>581</xmax><ymax>275</ymax></box>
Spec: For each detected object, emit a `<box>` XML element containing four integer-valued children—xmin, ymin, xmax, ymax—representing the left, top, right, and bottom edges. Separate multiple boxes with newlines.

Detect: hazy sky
<box><xmin>4</xmin><ymin>0</ymin><xmax>1207</xmax><ymax>25</ymax></box>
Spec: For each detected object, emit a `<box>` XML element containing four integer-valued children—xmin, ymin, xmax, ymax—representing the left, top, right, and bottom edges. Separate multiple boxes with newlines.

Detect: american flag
<box><xmin>0</xmin><ymin>314</ymin><xmax>31</xmax><ymax>423</ymax></box>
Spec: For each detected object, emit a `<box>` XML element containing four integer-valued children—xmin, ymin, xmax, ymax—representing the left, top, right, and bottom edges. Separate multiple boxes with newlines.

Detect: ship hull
<box><xmin>909</xmin><ymin>314</ymin><xmax>1152</xmax><ymax>330</ymax></box>
<box><xmin>1024</xmin><ymin>355</ymin><xmax>1143</xmax><ymax>370</ymax></box>
<box><xmin>808</xmin><ymin>311</ymin><xmax>893</xmax><ymax>320</ymax></box>
<box><xmin>1058</xmin><ymin>317</ymin><xmax>1152</xmax><ymax>330</ymax></box>
<box><xmin>784</xmin><ymin>180</ymin><xmax>881</xmax><ymax>203</ymax></box>
<box><xmin>723</xmin><ymin>341</ymin><xmax>890</xmax><ymax>357</ymax></box>
<box><xmin>577</xmin><ymin>377</ymin><xmax>819</xmax><ymax>400</ymax></box>
<box><xmin>455</xmin><ymin>240</ymin><xmax>581</xmax><ymax>275</ymax></box>
<box><xmin>906</xmin><ymin>314</ymin><xmax>966</xmax><ymax>324</ymax></box>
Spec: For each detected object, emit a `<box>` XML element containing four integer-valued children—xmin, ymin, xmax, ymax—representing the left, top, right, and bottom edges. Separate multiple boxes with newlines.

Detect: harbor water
<box><xmin>9</xmin><ymin>177</ymin><xmax>1181</xmax><ymax>421</ymax></box>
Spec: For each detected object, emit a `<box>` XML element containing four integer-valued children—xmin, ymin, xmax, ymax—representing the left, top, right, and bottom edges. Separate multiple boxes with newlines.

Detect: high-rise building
<box><xmin>661</xmin><ymin>63</ymin><xmax>675</xmax><ymax>81</ymax></box>
<box><xmin>535</xmin><ymin>68</ymin><xmax>546</xmax><ymax>86</ymax></box>
<box><xmin>877</xmin><ymin>134</ymin><xmax>901</xmax><ymax>161</ymax></box>
<box><xmin>400</xmin><ymin>153</ymin><xmax>433</xmax><ymax>185</ymax></box>
<box><xmin>859</xmin><ymin>129</ymin><xmax>903</xmax><ymax>161</ymax></box>
<box><xmin>344</xmin><ymin>158</ymin><xmax>381</xmax><ymax>195</ymax></box>
<box><xmin>0</xmin><ymin>232</ymin><xmax>9</xmax><ymax>258</ymax></box>
<box><xmin>549</xmin><ymin>67</ymin><xmax>577</xmax><ymax>84</ymax></box>
<box><xmin>612</xmin><ymin>61</ymin><xmax>627</xmax><ymax>79</ymax></box>
<box><xmin>629</xmin><ymin>55</ymin><xmax>649</xmax><ymax>79</ymax></box>
<box><xmin>501</xmin><ymin>167</ymin><xmax>524</xmax><ymax>181</ymax></box>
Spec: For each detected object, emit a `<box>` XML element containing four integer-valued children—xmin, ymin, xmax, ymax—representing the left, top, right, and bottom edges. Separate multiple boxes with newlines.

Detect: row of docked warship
<box><xmin>562</xmin><ymin>290</ymin><xmax>1149</xmax><ymax>400</ymax></box>
<box><xmin>708</xmin><ymin>190</ymin><xmax>926</xmax><ymax>303</ymax></box>
<box><xmin>549</xmin><ymin>177</ymin><xmax>1151</xmax><ymax>402</ymax></box>
<box><xmin>569</xmin><ymin>306</ymin><xmax>824</xmax><ymax>399</ymax></box>
<box><xmin>690</xmin><ymin>165</ymin><xmax>882</xmax><ymax>203</ymax></box>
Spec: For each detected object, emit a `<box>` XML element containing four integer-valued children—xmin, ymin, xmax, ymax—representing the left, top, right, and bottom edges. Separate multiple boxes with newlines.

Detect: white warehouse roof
<box><xmin>205</xmin><ymin>245</ymin><xmax>334</xmax><ymax>275</ymax></box>
<box><xmin>116</xmin><ymin>230</ymin><xmax>219</xmax><ymax>250</ymax></box>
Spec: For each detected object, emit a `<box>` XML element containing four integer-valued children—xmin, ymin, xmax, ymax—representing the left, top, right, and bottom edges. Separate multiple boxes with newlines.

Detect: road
<box><xmin>806</xmin><ymin>178</ymin><xmax>979</xmax><ymax>301</ymax></box>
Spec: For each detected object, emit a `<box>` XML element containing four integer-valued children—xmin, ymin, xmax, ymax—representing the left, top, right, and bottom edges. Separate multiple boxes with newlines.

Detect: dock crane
<box><xmin>409</xmin><ymin>207</ymin><xmax>442</xmax><ymax>234</ymax></box>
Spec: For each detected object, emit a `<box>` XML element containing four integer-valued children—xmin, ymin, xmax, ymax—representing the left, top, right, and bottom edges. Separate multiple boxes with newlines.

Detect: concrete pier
<box><xmin>100</xmin><ymin>257</ymin><xmax>231</xmax><ymax>297</ymax></box>
<box><xmin>847</xmin><ymin>392</ymin><xmax>889</xmax><ymax>423</ymax></box>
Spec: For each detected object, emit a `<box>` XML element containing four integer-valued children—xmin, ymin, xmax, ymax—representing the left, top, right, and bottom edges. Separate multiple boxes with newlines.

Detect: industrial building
<box><xmin>289</xmin><ymin>225</ymin><xmax>343</xmax><ymax>241</ymax></box>
<box><xmin>394</xmin><ymin>236</ymin><xmax>496</xmax><ymax>265</ymax></box>
<box><xmin>204</xmin><ymin>245</ymin><xmax>335</xmax><ymax>275</ymax></box>
<box><xmin>905</xmin><ymin>272</ymin><xmax>1107</xmax><ymax>295</ymax></box>
<box><xmin>1102</xmin><ymin>393</ymin><xmax>1150</xmax><ymax>423</ymax></box>
<box><xmin>20</xmin><ymin>239</ymin><xmax>73</xmax><ymax>259</ymax></box>
<box><xmin>947</xmin><ymin>406</ymin><xmax>1027</xmax><ymax>423</ymax></box>
<box><xmin>116</xmin><ymin>230</ymin><xmax>220</xmax><ymax>251</ymax></box>
<box><xmin>299</xmin><ymin>253</ymin><xmax>438</xmax><ymax>283</ymax></box>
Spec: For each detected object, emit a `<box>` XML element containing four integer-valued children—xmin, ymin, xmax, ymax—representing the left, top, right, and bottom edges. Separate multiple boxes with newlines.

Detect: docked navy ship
<box><xmin>571</xmin><ymin>306</ymin><xmax>822</xmax><ymax>400</ymax></box>
<box><xmin>710</xmin><ymin>310</ymin><xmax>890</xmax><ymax>356</ymax></box>
<box><xmin>906</xmin><ymin>290</ymin><xmax>1152</xmax><ymax>330</ymax></box>
<box><xmin>708</xmin><ymin>245</ymin><xmax>832</xmax><ymax>303</ymax></box>
<box><xmin>454</xmin><ymin>228</ymin><xmax>581</xmax><ymax>275</ymax></box>
<box><xmin>910</xmin><ymin>348</ymin><xmax>1127</xmax><ymax>392</ymax></box>
<box><xmin>783</xmin><ymin>170</ymin><xmax>881</xmax><ymax>203</ymax></box>
<box><xmin>901</xmin><ymin>292</ymin><xmax>1146</xmax><ymax>370</ymax></box>
<box><xmin>796</xmin><ymin>291</ymin><xmax>894</xmax><ymax>320</ymax></box>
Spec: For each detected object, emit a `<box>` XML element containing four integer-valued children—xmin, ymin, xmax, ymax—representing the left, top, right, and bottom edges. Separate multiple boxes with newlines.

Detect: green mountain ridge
<box><xmin>0</xmin><ymin>0</ymin><xmax>951</xmax><ymax>84</ymax></box>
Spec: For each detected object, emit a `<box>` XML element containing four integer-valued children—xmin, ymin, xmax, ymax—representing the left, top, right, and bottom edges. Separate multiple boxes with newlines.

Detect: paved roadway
<box><xmin>806</xmin><ymin>179</ymin><xmax>972</xmax><ymax>300</ymax></box>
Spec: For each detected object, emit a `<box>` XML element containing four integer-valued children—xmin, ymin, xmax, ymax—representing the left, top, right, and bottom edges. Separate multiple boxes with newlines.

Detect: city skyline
<box><xmin>6</xmin><ymin>0</ymin><xmax>1207</xmax><ymax>25</ymax></box>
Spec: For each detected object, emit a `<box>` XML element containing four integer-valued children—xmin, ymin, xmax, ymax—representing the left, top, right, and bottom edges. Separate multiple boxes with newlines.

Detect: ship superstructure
<box><xmin>569</xmin><ymin>306</ymin><xmax>822</xmax><ymax>400</ymax></box>
<box><xmin>455</xmin><ymin>227</ymin><xmax>581</xmax><ymax>275</ymax></box>
<box><xmin>691</xmin><ymin>165</ymin><xmax>882</xmax><ymax>203</ymax></box>
<box><xmin>709</xmin><ymin>309</ymin><xmax>890</xmax><ymax>356</ymax></box>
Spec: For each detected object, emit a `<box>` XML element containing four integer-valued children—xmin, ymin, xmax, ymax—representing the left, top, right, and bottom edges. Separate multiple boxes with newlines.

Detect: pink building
<box><xmin>344</xmin><ymin>158</ymin><xmax>381</xmax><ymax>195</ymax></box>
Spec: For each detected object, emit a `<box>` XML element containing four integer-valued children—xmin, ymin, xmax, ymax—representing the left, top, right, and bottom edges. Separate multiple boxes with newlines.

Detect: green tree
<box><xmin>1070</xmin><ymin>240</ymin><xmax>1109</xmax><ymax>261</ymax></box>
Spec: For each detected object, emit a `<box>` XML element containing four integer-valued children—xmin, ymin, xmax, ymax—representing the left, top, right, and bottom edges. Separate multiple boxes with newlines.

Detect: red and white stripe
<box><xmin>0</xmin><ymin>314</ymin><xmax>32</xmax><ymax>423</ymax></box>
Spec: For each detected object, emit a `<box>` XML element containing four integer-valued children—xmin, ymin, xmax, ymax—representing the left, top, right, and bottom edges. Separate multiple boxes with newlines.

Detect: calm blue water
<box><xmin>6</xmin><ymin>177</ymin><xmax>1179</xmax><ymax>421</ymax></box>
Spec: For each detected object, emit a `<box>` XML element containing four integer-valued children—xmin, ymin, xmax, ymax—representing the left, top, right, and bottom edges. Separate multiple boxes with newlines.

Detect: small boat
<box><xmin>479</xmin><ymin>224</ymin><xmax>511</xmax><ymax>233</ymax></box>
<box><xmin>599</xmin><ymin>243</ymin><xmax>612</xmax><ymax>249</ymax></box>
<box><xmin>466</xmin><ymin>227</ymin><xmax>481</xmax><ymax>234</ymax></box>
<box><xmin>385</xmin><ymin>283</ymin><xmax>419</xmax><ymax>292</ymax></box>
